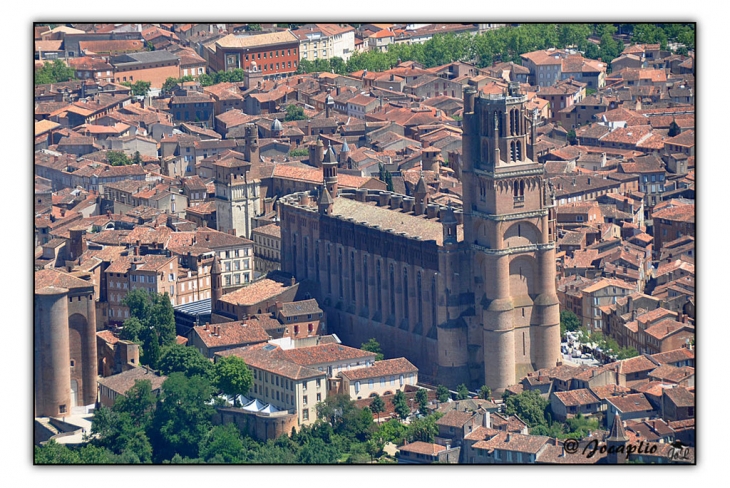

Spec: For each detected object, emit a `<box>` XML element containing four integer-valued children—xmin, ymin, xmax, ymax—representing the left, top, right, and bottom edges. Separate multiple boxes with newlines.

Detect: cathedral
<box><xmin>278</xmin><ymin>81</ymin><xmax>560</xmax><ymax>391</ymax></box>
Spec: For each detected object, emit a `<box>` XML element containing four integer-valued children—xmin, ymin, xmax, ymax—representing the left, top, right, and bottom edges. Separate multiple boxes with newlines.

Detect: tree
<box><xmin>376</xmin><ymin>418</ymin><xmax>408</xmax><ymax>445</ymax></box>
<box><xmin>158</xmin><ymin>344</ymin><xmax>214</xmax><ymax>380</ymax></box>
<box><xmin>415</xmin><ymin>388</ymin><xmax>429</xmax><ymax>415</ymax></box>
<box><xmin>248</xmin><ymin>23</ymin><xmax>262</xmax><ymax>32</ymax></box>
<box><xmin>369</xmin><ymin>394</ymin><xmax>386</xmax><ymax>423</ymax></box>
<box><xmin>392</xmin><ymin>390</ymin><xmax>410</xmax><ymax>420</ymax></box>
<box><xmin>285</xmin><ymin>104</ymin><xmax>307</xmax><ymax>121</ymax></box>
<box><xmin>567</xmin><ymin>129</ymin><xmax>577</xmax><ymax>145</ymax></box>
<box><xmin>406</xmin><ymin>412</ymin><xmax>443</xmax><ymax>443</ymax></box>
<box><xmin>35</xmin><ymin>440</ymin><xmax>81</xmax><ymax>464</ymax></box>
<box><xmin>35</xmin><ymin>59</ymin><xmax>76</xmax><ymax>85</ymax></box>
<box><xmin>150</xmin><ymin>373</ymin><xmax>215</xmax><ymax>462</ymax></box>
<box><xmin>130</xmin><ymin>80</ymin><xmax>151</xmax><ymax>97</ymax></box>
<box><xmin>560</xmin><ymin>310</ymin><xmax>581</xmax><ymax>337</ymax></box>
<box><xmin>132</xmin><ymin>151</ymin><xmax>143</xmax><ymax>165</ymax></box>
<box><xmin>213</xmin><ymin>355</ymin><xmax>253</xmax><ymax>400</ymax></box>
<box><xmin>119</xmin><ymin>317</ymin><xmax>144</xmax><ymax>343</ymax></box>
<box><xmin>599</xmin><ymin>32</ymin><xmax>621</xmax><ymax>62</ymax></box>
<box><xmin>617</xmin><ymin>346</ymin><xmax>639</xmax><ymax>360</ymax></box>
<box><xmin>289</xmin><ymin>148</ymin><xmax>309</xmax><ymax>158</ymax></box>
<box><xmin>106</xmin><ymin>150</ymin><xmax>131</xmax><ymax>166</ymax></box>
<box><xmin>436</xmin><ymin>385</ymin><xmax>451</xmax><ymax>403</ymax></box>
<box><xmin>502</xmin><ymin>389</ymin><xmax>550</xmax><ymax>428</ymax></box>
<box><xmin>122</xmin><ymin>290</ymin><xmax>177</xmax><ymax>368</ymax></box>
<box><xmin>317</xmin><ymin>394</ymin><xmax>373</xmax><ymax>440</ymax></box>
<box><xmin>455</xmin><ymin>383</ymin><xmax>470</xmax><ymax>400</ymax></box>
<box><xmin>360</xmin><ymin>338</ymin><xmax>384</xmax><ymax>361</ymax></box>
<box><xmin>198</xmin><ymin>424</ymin><xmax>246</xmax><ymax>463</ymax></box>
<box><xmin>297</xmin><ymin>437</ymin><xmax>341</xmax><ymax>464</ymax></box>
<box><xmin>478</xmin><ymin>385</ymin><xmax>491</xmax><ymax>401</ymax></box>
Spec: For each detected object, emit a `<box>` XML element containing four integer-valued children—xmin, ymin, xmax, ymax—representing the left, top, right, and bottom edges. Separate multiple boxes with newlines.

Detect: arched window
<box><xmin>338</xmin><ymin>248</ymin><xmax>344</xmax><ymax>299</ymax></box>
<box><xmin>303</xmin><ymin>237</ymin><xmax>309</xmax><ymax>279</ymax></box>
<box><xmin>431</xmin><ymin>276</ymin><xmax>438</xmax><ymax>328</ymax></box>
<box><xmin>520</xmin><ymin>180</ymin><xmax>525</xmax><ymax>196</ymax></box>
<box><xmin>326</xmin><ymin>244</ymin><xmax>332</xmax><ymax>294</ymax></box>
<box><xmin>350</xmin><ymin>251</ymin><xmax>356</xmax><ymax>303</ymax></box>
<box><xmin>516</xmin><ymin>140</ymin><xmax>522</xmax><ymax>161</ymax></box>
<box><xmin>514</xmin><ymin>181</ymin><xmax>519</xmax><ymax>197</ymax></box>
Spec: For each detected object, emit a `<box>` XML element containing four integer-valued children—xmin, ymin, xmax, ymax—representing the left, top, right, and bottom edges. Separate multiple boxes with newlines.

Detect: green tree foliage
<box><xmin>248</xmin><ymin>23</ymin><xmax>262</xmax><ymax>32</ymax></box>
<box><xmin>415</xmin><ymin>388</ymin><xmax>429</xmax><ymax>415</ymax></box>
<box><xmin>158</xmin><ymin>343</ymin><xmax>214</xmax><ymax>380</ymax></box>
<box><xmin>560</xmin><ymin>310</ymin><xmax>581</xmax><ymax>337</ymax></box>
<box><xmin>502</xmin><ymin>389</ymin><xmax>549</xmax><ymax>428</ymax></box>
<box><xmin>35</xmin><ymin>440</ymin><xmax>81</xmax><ymax>464</ymax></box>
<box><xmin>392</xmin><ymin>390</ymin><xmax>410</xmax><ymax>420</ymax></box>
<box><xmin>436</xmin><ymin>384</ymin><xmax>451</xmax><ymax>403</ymax></box>
<box><xmin>360</xmin><ymin>338</ymin><xmax>384</xmax><ymax>361</ymax></box>
<box><xmin>297</xmin><ymin>437</ymin><xmax>342</xmax><ymax>464</ymax></box>
<box><xmin>198</xmin><ymin>423</ymin><xmax>246</xmax><ymax>463</ymax></box>
<box><xmin>406</xmin><ymin>411</ymin><xmax>443</xmax><ymax>443</ymax></box>
<box><xmin>285</xmin><ymin>104</ymin><xmax>307</xmax><ymax>121</ymax></box>
<box><xmin>90</xmin><ymin>380</ymin><xmax>155</xmax><ymax>462</ymax></box>
<box><xmin>369</xmin><ymin>393</ymin><xmax>386</xmax><ymax>422</ymax></box>
<box><xmin>35</xmin><ymin>59</ymin><xmax>76</xmax><ymax>85</ymax></box>
<box><xmin>130</xmin><ymin>80</ymin><xmax>151</xmax><ymax>97</ymax></box>
<box><xmin>564</xmin><ymin>413</ymin><xmax>600</xmax><ymax>439</ymax></box>
<box><xmin>289</xmin><ymin>148</ymin><xmax>309</xmax><ymax>157</ymax></box>
<box><xmin>317</xmin><ymin>394</ymin><xmax>374</xmax><ymax>441</ymax></box>
<box><xmin>567</xmin><ymin>129</ymin><xmax>577</xmax><ymax>145</ymax></box>
<box><xmin>456</xmin><ymin>383</ymin><xmax>470</xmax><ymax>400</ymax></box>
<box><xmin>599</xmin><ymin>32</ymin><xmax>621</xmax><ymax>62</ymax></box>
<box><xmin>150</xmin><ymin>373</ymin><xmax>215</xmax><ymax>462</ymax></box>
<box><xmin>213</xmin><ymin>355</ymin><xmax>253</xmax><ymax>399</ymax></box>
<box><xmin>106</xmin><ymin>150</ymin><xmax>131</xmax><ymax>166</ymax></box>
<box><xmin>479</xmin><ymin>385</ymin><xmax>491</xmax><ymax>400</ymax></box>
<box><xmin>376</xmin><ymin>418</ymin><xmax>408</xmax><ymax>445</ymax></box>
<box><xmin>122</xmin><ymin>290</ymin><xmax>177</xmax><ymax>368</ymax></box>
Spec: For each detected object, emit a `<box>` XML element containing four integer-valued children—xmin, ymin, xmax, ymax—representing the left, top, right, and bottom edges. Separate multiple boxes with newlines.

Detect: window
<box><xmin>316</xmin><ymin>379</ymin><xmax>321</xmax><ymax>388</ymax></box>
<box><xmin>317</xmin><ymin>393</ymin><xmax>321</xmax><ymax>402</ymax></box>
<box><xmin>303</xmin><ymin>409</ymin><xmax>309</xmax><ymax>421</ymax></box>
<box><xmin>303</xmin><ymin>395</ymin><xmax>308</xmax><ymax>405</ymax></box>
<box><xmin>59</xmin><ymin>405</ymin><xmax>67</xmax><ymax>414</ymax></box>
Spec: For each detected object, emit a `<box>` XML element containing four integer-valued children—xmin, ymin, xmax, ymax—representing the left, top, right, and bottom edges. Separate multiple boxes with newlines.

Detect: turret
<box><xmin>211</xmin><ymin>255</ymin><xmax>222</xmax><ymax>313</ymax></box>
<box><xmin>318</xmin><ymin>186</ymin><xmax>334</xmax><ymax>215</ymax></box>
<box><xmin>322</xmin><ymin>143</ymin><xmax>338</xmax><ymax>196</ymax></box>
<box><xmin>244</xmin><ymin>124</ymin><xmax>260</xmax><ymax>162</ymax></box>
<box><xmin>413</xmin><ymin>173</ymin><xmax>428</xmax><ymax>216</ymax></box>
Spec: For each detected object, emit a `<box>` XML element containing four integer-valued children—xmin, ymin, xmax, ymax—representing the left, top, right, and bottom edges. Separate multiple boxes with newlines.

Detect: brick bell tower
<box><xmin>461</xmin><ymin>81</ymin><xmax>560</xmax><ymax>392</ymax></box>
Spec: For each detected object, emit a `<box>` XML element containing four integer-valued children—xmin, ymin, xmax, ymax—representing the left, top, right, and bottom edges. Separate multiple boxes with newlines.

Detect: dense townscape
<box><xmin>33</xmin><ymin>22</ymin><xmax>695</xmax><ymax>465</ymax></box>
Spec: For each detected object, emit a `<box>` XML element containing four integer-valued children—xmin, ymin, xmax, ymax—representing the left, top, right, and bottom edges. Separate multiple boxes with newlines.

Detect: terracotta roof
<box><xmin>280</xmin><ymin>343</ymin><xmax>374</xmax><ymax>367</ymax></box>
<box><xmin>280</xmin><ymin>299</ymin><xmax>321</xmax><ymax>318</ymax></box>
<box><xmin>35</xmin><ymin>268</ymin><xmax>94</xmax><ymax>292</ymax></box>
<box><xmin>252</xmin><ymin>223</ymin><xmax>281</xmax><ymax>238</ymax></box>
<box><xmin>606</xmin><ymin>393</ymin><xmax>653</xmax><ymax>413</ymax></box>
<box><xmin>96</xmin><ymin>330</ymin><xmax>119</xmax><ymax>345</ymax></box>
<box><xmin>648</xmin><ymin>365</ymin><xmax>694</xmax><ymax>384</ymax></box>
<box><xmin>663</xmin><ymin>386</ymin><xmax>694</xmax><ymax>408</ymax></box>
<box><xmin>218</xmin><ymin>279</ymin><xmax>290</xmax><ymax>306</ymax></box>
<box><xmin>650</xmin><ymin>348</ymin><xmax>694</xmax><ymax>366</ymax></box>
<box><xmin>97</xmin><ymin>367</ymin><xmax>167</xmax><ymax>395</ymax></box>
<box><xmin>215</xmin><ymin>31</ymin><xmax>298</xmax><ymax>49</ymax></box>
<box><xmin>192</xmin><ymin>321</ymin><xmax>270</xmax><ymax>349</ymax></box>
<box><xmin>473</xmin><ymin>431</ymin><xmax>549</xmax><ymax>454</ymax></box>
<box><xmin>619</xmin><ymin>355</ymin><xmax>659</xmax><ymax>375</ymax></box>
<box><xmin>398</xmin><ymin>441</ymin><xmax>446</xmax><ymax>456</ymax></box>
<box><xmin>215</xmin><ymin>343</ymin><xmax>323</xmax><ymax>381</ymax></box>
<box><xmin>552</xmin><ymin>389</ymin><xmax>600</xmax><ymax>407</ymax></box>
<box><xmin>339</xmin><ymin>358</ymin><xmax>418</xmax><ymax>381</ymax></box>
<box><xmin>436</xmin><ymin>410</ymin><xmax>475</xmax><ymax>428</ymax></box>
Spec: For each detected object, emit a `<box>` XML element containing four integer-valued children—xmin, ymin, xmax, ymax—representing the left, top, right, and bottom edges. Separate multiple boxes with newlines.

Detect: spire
<box><xmin>341</xmin><ymin>139</ymin><xmax>350</xmax><ymax>153</ymax></box>
<box><xmin>323</xmin><ymin>143</ymin><xmax>337</xmax><ymax>163</ymax></box>
<box><xmin>607</xmin><ymin>412</ymin><xmax>627</xmax><ymax>441</ymax></box>
<box><xmin>415</xmin><ymin>172</ymin><xmax>428</xmax><ymax>194</ymax></box>
<box><xmin>318</xmin><ymin>186</ymin><xmax>334</xmax><ymax>215</ymax></box>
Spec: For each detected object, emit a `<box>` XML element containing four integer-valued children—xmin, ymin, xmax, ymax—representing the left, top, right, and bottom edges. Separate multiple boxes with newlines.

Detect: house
<box><xmin>97</xmin><ymin>366</ymin><xmax>167</xmax><ymax>408</ymax></box>
<box><xmin>204</xmin><ymin>31</ymin><xmax>300</xmax><ymax>77</ymax></box>
<box><xmin>550</xmin><ymin>389</ymin><xmax>602</xmax><ymax>422</ymax></box>
<box><xmin>661</xmin><ymin>386</ymin><xmax>695</xmax><ymax>422</ymax></box>
<box><xmin>252</xmin><ymin>223</ymin><xmax>281</xmax><ymax>277</ymax></box>
<box><xmin>397</xmin><ymin>441</ymin><xmax>460</xmax><ymax>464</ymax></box>
<box><xmin>188</xmin><ymin>320</ymin><xmax>270</xmax><ymax>358</ymax></box>
<box><xmin>605</xmin><ymin>393</ymin><xmax>655</xmax><ymax>429</ymax></box>
<box><xmin>338</xmin><ymin>358</ymin><xmax>418</xmax><ymax>400</ymax></box>
<box><xmin>109</xmin><ymin>50</ymin><xmax>181</xmax><ymax>88</ymax></box>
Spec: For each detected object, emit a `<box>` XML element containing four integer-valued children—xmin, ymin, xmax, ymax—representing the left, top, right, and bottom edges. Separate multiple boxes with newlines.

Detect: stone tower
<box><xmin>606</xmin><ymin>412</ymin><xmax>629</xmax><ymax>464</ymax></box>
<box><xmin>211</xmin><ymin>254</ymin><xmax>222</xmax><ymax>314</ymax></box>
<box><xmin>322</xmin><ymin>143</ymin><xmax>339</xmax><ymax>197</ymax></box>
<box><xmin>462</xmin><ymin>81</ymin><xmax>560</xmax><ymax>392</ymax></box>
